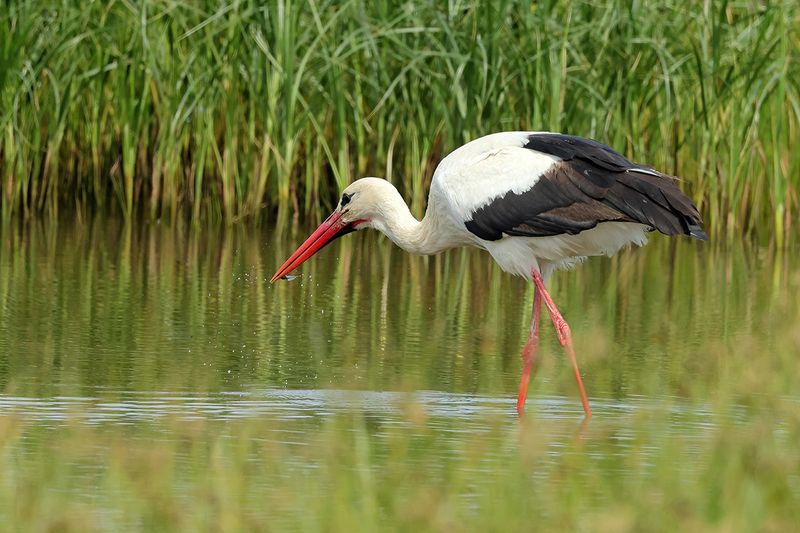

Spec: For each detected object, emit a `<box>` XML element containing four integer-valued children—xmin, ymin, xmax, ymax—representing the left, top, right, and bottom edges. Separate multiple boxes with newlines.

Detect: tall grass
<box><xmin>0</xmin><ymin>1</ymin><xmax>798</xmax><ymax>240</ymax></box>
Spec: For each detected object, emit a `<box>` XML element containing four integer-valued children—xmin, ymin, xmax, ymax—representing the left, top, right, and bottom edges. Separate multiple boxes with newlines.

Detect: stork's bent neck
<box><xmin>371</xmin><ymin>190</ymin><xmax>456</xmax><ymax>256</ymax></box>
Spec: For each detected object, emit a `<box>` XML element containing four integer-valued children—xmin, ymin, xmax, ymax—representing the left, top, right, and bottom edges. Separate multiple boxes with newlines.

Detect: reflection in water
<box><xmin>1</xmin><ymin>219</ymin><xmax>799</xmax><ymax>528</ymax></box>
<box><xmin>1</xmin><ymin>219</ymin><xmax>799</xmax><ymax>431</ymax></box>
<box><xmin>1</xmin><ymin>217</ymin><xmax>797</xmax><ymax>406</ymax></box>
<box><xmin>0</xmin><ymin>390</ymin><xmax>517</xmax><ymax>424</ymax></box>
<box><xmin>0</xmin><ymin>388</ymin><xmax>746</xmax><ymax>474</ymax></box>
<box><xmin>2</xmin><ymin>389</ymin><xmax>708</xmax><ymax>425</ymax></box>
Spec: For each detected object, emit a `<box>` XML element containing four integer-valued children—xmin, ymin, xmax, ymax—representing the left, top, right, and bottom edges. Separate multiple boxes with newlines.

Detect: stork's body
<box><xmin>272</xmin><ymin>131</ymin><xmax>706</xmax><ymax>417</ymax></box>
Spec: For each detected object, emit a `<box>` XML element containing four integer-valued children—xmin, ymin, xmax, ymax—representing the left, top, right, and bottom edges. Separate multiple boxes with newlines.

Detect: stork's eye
<box><xmin>340</xmin><ymin>193</ymin><xmax>352</xmax><ymax>207</ymax></box>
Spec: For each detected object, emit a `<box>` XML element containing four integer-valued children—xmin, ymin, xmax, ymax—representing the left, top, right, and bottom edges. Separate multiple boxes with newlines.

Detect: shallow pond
<box><xmin>1</xmin><ymin>218</ymin><xmax>798</xmax><ymax>530</ymax></box>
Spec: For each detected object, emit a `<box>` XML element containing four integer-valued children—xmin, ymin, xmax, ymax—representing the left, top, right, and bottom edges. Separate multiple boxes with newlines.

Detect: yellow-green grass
<box><xmin>1</xmin><ymin>384</ymin><xmax>799</xmax><ymax>531</ymax></box>
<box><xmin>1</xmin><ymin>1</ymin><xmax>798</xmax><ymax>240</ymax></box>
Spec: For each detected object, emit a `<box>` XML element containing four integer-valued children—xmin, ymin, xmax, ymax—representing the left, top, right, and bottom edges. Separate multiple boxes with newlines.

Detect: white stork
<box><xmin>271</xmin><ymin>131</ymin><xmax>707</xmax><ymax>418</ymax></box>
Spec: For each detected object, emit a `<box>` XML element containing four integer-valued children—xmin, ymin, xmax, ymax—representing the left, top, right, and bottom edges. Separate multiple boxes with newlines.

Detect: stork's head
<box><xmin>270</xmin><ymin>178</ymin><xmax>400</xmax><ymax>282</ymax></box>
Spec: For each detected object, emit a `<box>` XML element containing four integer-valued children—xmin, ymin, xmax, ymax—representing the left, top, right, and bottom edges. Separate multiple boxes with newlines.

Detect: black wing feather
<box><xmin>464</xmin><ymin>133</ymin><xmax>707</xmax><ymax>241</ymax></box>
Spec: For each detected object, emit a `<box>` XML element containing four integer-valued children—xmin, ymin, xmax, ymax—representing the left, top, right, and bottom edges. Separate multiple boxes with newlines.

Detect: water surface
<box><xmin>1</xmin><ymin>218</ymin><xmax>798</xmax><ymax>529</ymax></box>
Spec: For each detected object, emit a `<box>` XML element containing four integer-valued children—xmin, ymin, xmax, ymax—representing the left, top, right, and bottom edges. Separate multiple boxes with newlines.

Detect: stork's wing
<box><xmin>462</xmin><ymin>134</ymin><xmax>707</xmax><ymax>241</ymax></box>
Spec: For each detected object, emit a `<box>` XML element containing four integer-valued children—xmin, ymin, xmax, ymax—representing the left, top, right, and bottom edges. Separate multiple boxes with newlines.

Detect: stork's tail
<box><xmin>615</xmin><ymin>169</ymin><xmax>707</xmax><ymax>241</ymax></box>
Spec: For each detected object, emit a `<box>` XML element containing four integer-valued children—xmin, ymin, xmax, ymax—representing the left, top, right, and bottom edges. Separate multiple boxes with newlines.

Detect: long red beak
<box><xmin>271</xmin><ymin>211</ymin><xmax>351</xmax><ymax>282</ymax></box>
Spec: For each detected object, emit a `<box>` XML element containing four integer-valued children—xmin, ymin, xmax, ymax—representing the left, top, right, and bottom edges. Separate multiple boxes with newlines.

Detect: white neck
<box><xmin>369</xmin><ymin>189</ymin><xmax>458</xmax><ymax>256</ymax></box>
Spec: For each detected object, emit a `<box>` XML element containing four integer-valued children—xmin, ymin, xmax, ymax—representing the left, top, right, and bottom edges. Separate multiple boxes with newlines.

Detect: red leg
<box><xmin>517</xmin><ymin>287</ymin><xmax>541</xmax><ymax>417</ymax></box>
<box><xmin>530</xmin><ymin>269</ymin><xmax>592</xmax><ymax>418</ymax></box>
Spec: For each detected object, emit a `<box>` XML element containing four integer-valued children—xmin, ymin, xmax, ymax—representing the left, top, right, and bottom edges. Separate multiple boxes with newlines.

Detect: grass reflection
<box><xmin>0</xmin><ymin>219</ymin><xmax>799</xmax><ymax>530</ymax></box>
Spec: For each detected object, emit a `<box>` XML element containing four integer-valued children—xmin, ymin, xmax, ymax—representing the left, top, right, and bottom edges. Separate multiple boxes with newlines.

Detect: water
<box><xmin>1</xmin><ymin>218</ymin><xmax>799</xmax><ymax>529</ymax></box>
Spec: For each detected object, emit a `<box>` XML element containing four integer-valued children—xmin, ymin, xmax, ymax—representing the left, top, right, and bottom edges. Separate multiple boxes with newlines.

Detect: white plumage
<box><xmin>432</xmin><ymin>131</ymin><xmax>560</xmax><ymax>213</ymax></box>
<box><xmin>482</xmin><ymin>221</ymin><xmax>650</xmax><ymax>279</ymax></box>
<box><xmin>423</xmin><ymin>131</ymin><xmax>650</xmax><ymax>278</ymax></box>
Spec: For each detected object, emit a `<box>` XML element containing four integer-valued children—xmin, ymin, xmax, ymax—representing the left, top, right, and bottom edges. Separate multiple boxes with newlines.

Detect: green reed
<box><xmin>1</xmin><ymin>1</ymin><xmax>798</xmax><ymax>239</ymax></box>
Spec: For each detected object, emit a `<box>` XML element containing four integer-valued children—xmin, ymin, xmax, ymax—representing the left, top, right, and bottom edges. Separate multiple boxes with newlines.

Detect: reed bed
<box><xmin>1</xmin><ymin>1</ymin><xmax>798</xmax><ymax>240</ymax></box>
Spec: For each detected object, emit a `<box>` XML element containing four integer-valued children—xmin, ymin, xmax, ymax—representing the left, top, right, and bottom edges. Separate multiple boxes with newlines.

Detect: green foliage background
<box><xmin>1</xmin><ymin>1</ymin><xmax>798</xmax><ymax>240</ymax></box>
